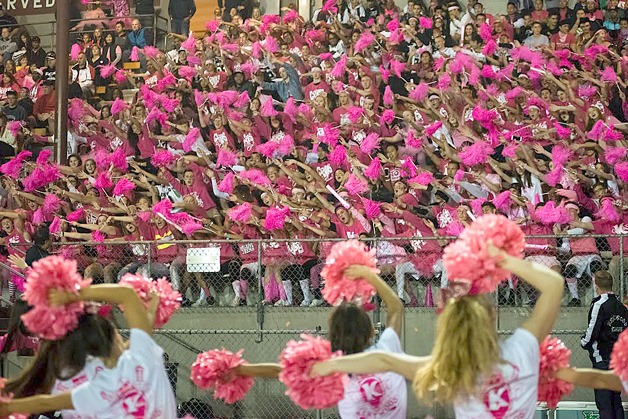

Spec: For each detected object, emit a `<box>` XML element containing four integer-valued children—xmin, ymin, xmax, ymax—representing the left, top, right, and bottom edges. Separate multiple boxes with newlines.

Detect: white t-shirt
<box><xmin>70</xmin><ymin>329</ymin><xmax>177</xmax><ymax>418</ymax></box>
<box><xmin>453</xmin><ymin>328</ymin><xmax>539</xmax><ymax>419</ymax></box>
<box><xmin>52</xmin><ymin>358</ymin><xmax>106</xmax><ymax>419</ymax></box>
<box><xmin>337</xmin><ymin>328</ymin><xmax>408</xmax><ymax>419</ymax></box>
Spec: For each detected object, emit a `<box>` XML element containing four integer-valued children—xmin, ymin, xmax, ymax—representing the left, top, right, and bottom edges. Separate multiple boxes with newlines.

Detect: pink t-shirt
<box><xmin>337</xmin><ymin>328</ymin><xmax>407</xmax><ymax>419</ymax></box>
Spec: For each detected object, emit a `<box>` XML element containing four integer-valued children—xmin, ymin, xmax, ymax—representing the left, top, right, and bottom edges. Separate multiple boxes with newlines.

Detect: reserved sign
<box><xmin>2</xmin><ymin>0</ymin><xmax>56</xmax><ymax>15</ymax></box>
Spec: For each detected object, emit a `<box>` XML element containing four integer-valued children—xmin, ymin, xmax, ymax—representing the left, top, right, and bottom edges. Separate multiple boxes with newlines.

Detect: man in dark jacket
<box><xmin>169</xmin><ymin>0</ymin><xmax>196</xmax><ymax>35</ymax></box>
<box><xmin>581</xmin><ymin>270</ymin><xmax>628</xmax><ymax>419</ymax></box>
<box><xmin>134</xmin><ymin>0</ymin><xmax>154</xmax><ymax>30</ymax></box>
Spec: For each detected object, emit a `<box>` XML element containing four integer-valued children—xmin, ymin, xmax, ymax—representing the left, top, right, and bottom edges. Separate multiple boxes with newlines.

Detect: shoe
<box><xmin>309</xmin><ymin>299</ymin><xmax>323</xmax><ymax>307</ymax></box>
<box><xmin>181</xmin><ymin>298</ymin><xmax>193</xmax><ymax>308</ymax></box>
<box><xmin>192</xmin><ymin>298</ymin><xmax>209</xmax><ymax>307</ymax></box>
<box><xmin>274</xmin><ymin>300</ymin><xmax>289</xmax><ymax>307</ymax></box>
<box><xmin>230</xmin><ymin>297</ymin><xmax>247</xmax><ymax>307</ymax></box>
<box><xmin>300</xmin><ymin>299</ymin><xmax>312</xmax><ymax>307</ymax></box>
<box><xmin>567</xmin><ymin>298</ymin><xmax>581</xmax><ymax>307</ymax></box>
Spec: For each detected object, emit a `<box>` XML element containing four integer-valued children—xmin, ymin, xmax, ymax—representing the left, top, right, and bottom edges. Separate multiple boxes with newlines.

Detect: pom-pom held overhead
<box><xmin>442</xmin><ymin>215</ymin><xmax>526</xmax><ymax>295</ymax></box>
<box><xmin>320</xmin><ymin>240</ymin><xmax>378</xmax><ymax>306</ymax></box>
<box><xmin>190</xmin><ymin>349</ymin><xmax>254</xmax><ymax>404</ymax></box>
<box><xmin>22</xmin><ymin>256</ymin><xmax>92</xmax><ymax>340</ymax></box>
<box><xmin>538</xmin><ymin>336</ymin><xmax>574</xmax><ymax>409</ymax></box>
<box><xmin>278</xmin><ymin>334</ymin><xmax>346</xmax><ymax>410</ymax></box>
<box><xmin>118</xmin><ymin>273</ymin><xmax>182</xmax><ymax>328</ymax></box>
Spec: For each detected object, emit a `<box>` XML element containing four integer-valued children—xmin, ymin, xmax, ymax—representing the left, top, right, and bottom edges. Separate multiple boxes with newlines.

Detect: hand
<box><xmin>49</xmin><ymin>289</ymin><xmax>80</xmax><ymax>306</ymax></box>
<box><xmin>422</xmin><ymin>218</ymin><xmax>435</xmax><ymax>230</ymax></box>
<box><xmin>310</xmin><ymin>361</ymin><xmax>332</xmax><ymax>377</ymax></box>
<box><xmin>146</xmin><ymin>291</ymin><xmax>160</xmax><ymax>318</ymax></box>
<box><xmin>344</xmin><ymin>265</ymin><xmax>377</xmax><ymax>281</ymax></box>
<box><xmin>486</xmin><ymin>243</ymin><xmax>506</xmax><ymax>259</ymax></box>
<box><xmin>7</xmin><ymin>254</ymin><xmax>26</xmax><ymax>270</ymax></box>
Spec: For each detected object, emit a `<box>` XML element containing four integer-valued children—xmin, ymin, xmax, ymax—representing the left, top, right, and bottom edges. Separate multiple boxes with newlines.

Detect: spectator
<box><xmin>89</xmin><ymin>45</ymin><xmax>109</xmax><ymax>87</ymax></box>
<box><xmin>24</xmin><ymin>225</ymin><xmax>51</xmax><ymax>267</ymax></box>
<box><xmin>168</xmin><ymin>0</ymin><xmax>197</xmax><ymax>35</ymax></box>
<box><xmin>68</xmin><ymin>67</ymin><xmax>84</xmax><ymax>100</ymax></box>
<box><xmin>0</xmin><ymin>27</ymin><xmax>16</xmax><ymax>64</ymax></box>
<box><xmin>258</xmin><ymin>59</ymin><xmax>304</xmax><ymax>102</ymax></box>
<box><xmin>0</xmin><ymin>4</ymin><xmax>18</xmax><ymax>39</ymax></box>
<box><xmin>113</xmin><ymin>21</ymin><xmax>128</xmax><ymax>52</ymax></box>
<box><xmin>218</xmin><ymin>0</ymin><xmax>245</xmax><ymax>22</ymax></box>
<box><xmin>102</xmin><ymin>32</ymin><xmax>122</xmax><ymax>67</ymax></box>
<box><xmin>26</xmin><ymin>36</ymin><xmax>46</xmax><ymax>69</ymax></box>
<box><xmin>17</xmin><ymin>87</ymin><xmax>32</xmax><ymax>116</ymax></box>
<box><xmin>124</xmin><ymin>19</ymin><xmax>151</xmax><ymax>70</ymax></box>
<box><xmin>581</xmin><ymin>271</ymin><xmax>628</xmax><ymax>418</ymax></box>
<box><xmin>42</xmin><ymin>52</ymin><xmax>55</xmax><ymax>83</ymax></box>
<box><xmin>551</xmin><ymin>19</ymin><xmax>576</xmax><ymax>49</ymax></box>
<box><xmin>0</xmin><ymin>113</ymin><xmax>14</xmax><ymax>157</ymax></box>
<box><xmin>550</xmin><ymin>0</ymin><xmax>576</xmax><ymax>24</ymax></box>
<box><xmin>31</xmin><ymin>80</ymin><xmax>55</xmax><ymax>133</ymax></box>
<box><xmin>524</xmin><ymin>21</ymin><xmax>551</xmax><ymax>47</ymax></box>
<box><xmin>134</xmin><ymin>0</ymin><xmax>155</xmax><ymax>30</ymax></box>
<box><xmin>71</xmin><ymin>53</ymin><xmax>96</xmax><ymax>96</ymax></box>
<box><xmin>1</xmin><ymin>90</ymin><xmax>25</xmax><ymax>121</ymax></box>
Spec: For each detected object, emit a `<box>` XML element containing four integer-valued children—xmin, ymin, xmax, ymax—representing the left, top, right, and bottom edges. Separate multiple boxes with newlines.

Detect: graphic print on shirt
<box><xmin>352</xmin><ymin>375</ymin><xmax>400</xmax><ymax>418</ymax></box>
<box><xmin>100</xmin><ymin>366</ymin><xmax>162</xmax><ymax>418</ymax></box>
<box><xmin>482</xmin><ymin>363</ymin><xmax>519</xmax><ymax>419</ymax></box>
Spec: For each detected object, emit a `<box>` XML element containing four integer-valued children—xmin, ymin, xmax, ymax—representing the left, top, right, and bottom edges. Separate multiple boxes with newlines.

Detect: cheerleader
<box><xmin>312</xmin><ymin>245</ymin><xmax>564</xmax><ymax>418</ymax></box>
<box><xmin>0</xmin><ymin>284</ymin><xmax>176</xmax><ymax>417</ymax></box>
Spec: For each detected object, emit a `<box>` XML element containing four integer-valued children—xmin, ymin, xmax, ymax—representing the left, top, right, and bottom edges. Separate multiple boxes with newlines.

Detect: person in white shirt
<box><xmin>0</xmin><ymin>284</ymin><xmax>177</xmax><ymax>418</ymax></box>
<box><xmin>312</xmin><ymin>244</ymin><xmax>565</xmax><ymax>419</ymax></box>
<box><xmin>524</xmin><ymin>21</ymin><xmax>550</xmax><ymax>48</ymax></box>
<box><xmin>342</xmin><ymin>0</ymin><xmax>366</xmax><ymax>24</ymax></box>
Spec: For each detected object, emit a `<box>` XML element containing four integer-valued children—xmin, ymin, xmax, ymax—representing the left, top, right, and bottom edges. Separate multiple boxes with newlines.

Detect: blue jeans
<box><xmin>171</xmin><ymin>18</ymin><xmax>190</xmax><ymax>35</ymax></box>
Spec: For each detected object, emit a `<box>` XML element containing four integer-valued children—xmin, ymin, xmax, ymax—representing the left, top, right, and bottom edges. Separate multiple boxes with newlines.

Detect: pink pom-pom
<box><xmin>454</xmin><ymin>170</ymin><xmax>465</xmax><ymax>182</ymax></box>
<box><xmin>183</xmin><ymin>127</ymin><xmax>201</xmax><ymax>152</ymax></box>
<box><xmin>93</xmin><ymin>171</ymin><xmax>112</xmax><ymax>190</ymax></box>
<box><xmin>66</xmin><ymin>207</ymin><xmax>84</xmax><ymax>223</ymax></box>
<box><xmin>409</xmin><ymin>172</ymin><xmax>433</xmax><ymax>186</ymax></box>
<box><xmin>601</xmin><ymin>66</ymin><xmax>618</xmax><ymax>84</ymax></box>
<box><xmin>419</xmin><ymin>16</ymin><xmax>432</xmax><ymax>29</ymax></box>
<box><xmin>119</xmin><ymin>274</ymin><xmax>181</xmax><ymax>328</ymax></box>
<box><xmin>459</xmin><ymin>142</ymin><xmax>493</xmax><ymax>167</ymax></box>
<box><xmin>493</xmin><ymin>190</ymin><xmax>512</xmax><ymax>211</ymax></box>
<box><xmin>279</xmin><ymin>334</ymin><xmax>345</xmax><ymax>410</ymax></box>
<box><xmin>151</xmin><ymin>149</ymin><xmax>177</xmax><ymax>168</ymax></box>
<box><xmin>611</xmin><ymin>328</ymin><xmax>628</xmax><ymax>382</ymax></box>
<box><xmin>534</xmin><ymin>201</ymin><xmax>571</xmax><ymax>225</ymax></box>
<box><xmin>217</xmin><ymin>149</ymin><xmax>238</xmax><ymax>168</ymax></box>
<box><xmin>92</xmin><ymin>230</ymin><xmax>105</xmax><ymax>243</ymax></box>
<box><xmin>109</xmin><ymin>148</ymin><xmax>128</xmax><ymax>171</ymax></box>
<box><xmin>616</xmin><ymin>162</ymin><xmax>628</xmax><ymax>182</ymax></box>
<box><xmin>191</xmin><ymin>349</ymin><xmax>254</xmax><ymax>404</ymax></box>
<box><xmin>595</xmin><ymin>198</ymin><xmax>620</xmax><ymax>223</ymax></box>
<box><xmin>181</xmin><ymin>32</ymin><xmax>196</xmax><ymax>53</ymax></box>
<box><xmin>264</xmin><ymin>206</ymin><xmax>290</xmax><ymax>231</ymax></box>
<box><xmin>206</xmin><ymin>19</ymin><xmax>221</xmax><ymax>32</ymax></box>
<box><xmin>551</xmin><ymin>144</ymin><xmax>571</xmax><ymax>167</ymax></box>
<box><xmin>130</xmin><ymin>46</ymin><xmax>140</xmax><ymax>62</ymax></box>
<box><xmin>143</xmin><ymin>45</ymin><xmax>160</xmax><ymax>59</ymax></box>
<box><xmin>359</xmin><ymin>133</ymin><xmax>380</xmax><ymax>155</ymax></box>
<box><xmin>587</xmin><ymin>120</ymin><xmax>606</xmax><ymax>141</ymax></box>
<box><xmin>240</xmin><ymin>169</ymin><xmax>271</xmax><ymax>186</ymax></box>
<box><xmin>383</xmin><ymin>85</ymin><xmax>394</xmax><ymax>107</ymax></box>
<box><xmin>328</xmin><ymin>146</ymin><xmax>348</xmax><ymax>167</ymax></box>
<box><xmin>233</xmin><ymin>91</ymin><xmax>250</xmax><ymax>108</ymax></box>
<box><xmin>380</xmin><ymin>109</ymin><xmax>395</xmax><ymax>126</ymax></box>
<box><xmin>49</xmin><ymin>216</ymin><xmax>61</xmax><ymax>234</ymax></box>
<box><xmin>43</xmin><ymin>194</ymin><xmax>62</xmax><ymax>215</ymax></box>
<box><xmin>153</xmin><ymin>199</ymin><xmax>173</xmax><ymax>217</ymax></box>
<box><xmin>354</xmin><ymin>31</ymin><xmax>375</xmax><ymax>53</ymax></box>
<box><xmin>110</xmin><ymin>97</ymin><xmax>128</xmax><ymax>115</ymax></box>
<box><xmin>22</xmin><ymin>256</ymin><xmax>91</xmax><ymax>340</ymax></box>
<box><xmin>320</xmin><ymin>240</ymin><xmax>378</xmax><ymax>306</ymax></box>
<box><xmin>194</xmin><ymin>90</ymin><xmax>207</xmax><ymax>106</ymax></box>
<box><xmin>283</xmin><ymin>9</ymin><xmax>299</xmax><ymax>23</ymax></box>
<box><xmin>32</xmin><ymin>208</ymin><xmax>44</xmax><ymax>225</ymax></box>
<box><xmin>578</xmin><ymin>85</ymin><xmax>597</xmax><ymax>98</ymax></box>
<box><xmin>401</xmin><ymin>159</ymin><xmax>418</xmax><ymax>178</ymax></box>
<box><xmin>425</xmin><ymin>121</ymin><xmax>443</xmax><ymax>137</ymax></box>
<box><xmin>364</xmin><ymin>157</ymin><xmax>382</xmax><ymax>181</ymax></box>
<box><xmin>437</xmin><ymin>73</ymin><xmax>451</xmax><ymax>90</ymax></box>
<box><xmin>70</xmin><ymin>43</ymin><xmax>81</xmax><ymax>60</ymax></box>
<box><xmin>256</xmin><ymin>141</ymin><xmax>278</xmax><ymax>159</ymax></box>
<box><xmin>228</xmin><ymin>203</ymin><xmax>253</xmax><ymax>223</ymax></box>
<box><xmin>479</xmin><ymin>23</ymin><xmax>492</xmax><ymax>42</ymax></box>
<box><xmin>162</xmin><ymin>97</ymin><xmax>180</xmax><ymax>113</ymax></box>
<box><xmin>99</xmin><ymin>64</ymin><xmax>116</xmax><ymax>79</ymax></box>
<box><xmin>7</xmin><ymin>120</ymin><xmax>22</xmax><ymax>137</ymax></box>
<box><xmin>405</xmin><ymin>130</ymin><xmax>422</xmax><ymax>148</ymax></box>
<box><xmin>538</xmin><ymin>336</ymin><xmax>574</xmax><ymax>409</ymax></box>
<box><xmin>443</xmin><ymin>215</ymin><xmax>525</xmax><ymax>294</ymax></box>
<box><xmin>605</xmin><ymin>147</ymin><xmax>627</xmax><ymax>165</ymax></box>
<box><xmin>389</xmin><ymin>59</ymin><xmax>405</xmax><ymax>78</ymax></box>
<box><xmin>37</xmin><ymin>149</ymin><xmax>52</xmax><ymax>165</ymax></box>
<box><xmin>260</xmin><ymin>98</ymin><xmax>278</xmax><ymax>117</ymax></box>
<box><xmin>409</xmin><ymin>82</ymin><xmax>429</xmax><ymax>102</ymax></box>
<box><xmin>379</xmin><ymin>66</ymin><xmax>390</xmax><ymax>83</ymax></box>
<box><xmin>344</xmin><ymin>174</ymin><xmax>368</xmax><ymax>196</ymax></box>
<box><xmin>482</xmin><ymin>39</ymin><xmax>497</xmax><ymax>56</ymax></box>
<box><xmin>113</xmin><ymin>178</ymin><xmax>135</xmax><ymax>197</ymax></box>
<box><xmin>263</xmin><ymin>36</ymin><xmax>279</xmax><ymax>53</ymax></box>
<box><xmin>362</xmin><ymin>198</ymin><xmax>381</xmax><ymax>219</ymax></box>
<box><xmin>554</xmin><ymin>122</ymin><xmax>571</xmax><ymax>140</ymax></box>
<box><xmin>605</xmin><ymin>128</ymin><xmax>624</xmax><ymax>142</ymax></box>
<box><xmin>218</xmin><ymin>173</ymin><xmax>235</xmax><ymax>194</ymax></box>
<box><xmin>330</xmin><ymin>55</ymin><xmax>347</xmax><ymax>78</ymax></box>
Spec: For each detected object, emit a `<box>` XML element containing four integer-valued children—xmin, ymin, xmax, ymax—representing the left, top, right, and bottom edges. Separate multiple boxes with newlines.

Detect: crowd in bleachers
<box><xmin>0</xmin><ymin>0</ymin><xmax>626</xmax><ymax>309</ymax></box>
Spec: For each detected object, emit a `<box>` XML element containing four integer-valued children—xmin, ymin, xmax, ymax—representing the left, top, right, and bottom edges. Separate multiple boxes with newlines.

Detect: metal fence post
<box><xmin>372</xmin><ymin>239</ymin><xmax>381</xmax><ymax>327</ymax></box>
<box><xmin>621</xmin><ymin>235</ymin><xmax>625</xmax><ymax>298</ymax></box>
<box><xmin>147</xmin><ymin>242</ymin><xmax>152</xmax><ymax>275</ymax></box>
<box><xmin>256</xmin><ymin>241</ymin><xmax>265</xmax><ymax>343</ymax></box>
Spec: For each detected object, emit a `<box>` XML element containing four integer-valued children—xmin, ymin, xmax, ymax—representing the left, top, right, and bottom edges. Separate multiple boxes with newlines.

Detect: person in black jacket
<box><xmin>169</xmin><ymin>0</ymin><xmax>196</xmax><ymax>35</ymax></box>
<box><xmin>581</xmin><ymin>270</ymin><xmax>628</xmax><ymax>419</ymax></box>
<box><xmin>134</xmin><ymin>0</ymin><xmax>155</xmax><ymax>31</ymax></box>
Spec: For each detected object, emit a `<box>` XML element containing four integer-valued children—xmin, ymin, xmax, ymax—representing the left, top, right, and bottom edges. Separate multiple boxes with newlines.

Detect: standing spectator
<box><xmin>26</xmin><ymin>36</ymin><xmax>46</xmax><ymax>68</ymax></box>
<box><xmin>581</xmin><ymin>271</ymin><xmax>628</xmax><ymax>419</ymax></box>
<box><xmin>524</xmin><ymin>21</ymin><xmax>551</xmax><ymax>47</ymax></box>
<box><xmin>0</xmin><ymin>4</ymin><xmax>18</xmax><ymax>39</ymax></box>
<box><xmin>218</xmin><ymin>0</ymin><xmax>245</xmax><ymax>22</ymax></box>
<box><xmin>258</xmin><ymin>58</ymin><xmax>304</xmax><ymax>102</ymax></box>
<box><xmin>169</xmin><ymin>0</ymin><xmax>196</xmax><ymax>35</ymax></box>
<box><xmin>134</xmin><ymin>0</ymin><xmax>155</xmax><ymax>30</ymax></box>
<box><xmin>342</xmin><ymin>0</ymin><xmax>367</xmax><ymax>24</ymax></box>
<box><xmin>0</xmin><ymin>28</ymin><xmax>16</xmax><ymax>64</ymax></box>
<box><xmin>42</xmin><ymin>52</ymin><xmax>55</xmax><ymax>83</ymax></box>
<box><xmin>1</xmin><ymin>90</ymin><xmax>25</xmax><ymax>121</ymax></box>
<box><xmin>551</xmin><ymin>18</ymin><xmax>576</xmax><ymax>49</ymax></box>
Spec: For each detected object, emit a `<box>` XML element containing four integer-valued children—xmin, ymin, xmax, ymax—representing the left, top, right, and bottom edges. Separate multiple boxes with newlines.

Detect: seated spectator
<box><xmin>551</xmin><ymin>19</ymin><xmax>576</xmax><ymax>49</ymax></box>
<box><xmin>123</xmin><ymin>19</ymin><xmax>152</xmax><ymax>70</ymax></box>
<box><xmin>16</xmin><ymin>87</ymin><xmax>32</xmax><ymax>116</ymax></box>
<box><xmin>31</xmin><ymin>80</ymin><xmax>55</xmax><ymax>133</ymax></box>
<box><xmin>42</xmin><ymin>52</ymin><xmax>56</xmax><ymax>83</ymax></box>
<box><xmin>524</xmin><ymin>21</ymin><xmax>551</xmax><ymax>47</ymax></box>
<box><xmin>71</xmin><ymin>53</ymin><xmax>95</xmax><ymax>96</ymax></box>
<box><xmin>0</xmin><ymin>4</ymin><xmax>18</xmax><ymax>39</ymax></box>
<box><xmin>26</xmin><ymin>36</ymin><xmax>46</xmax><ymax>68</ymax></box>
<box><xmin>1</xmin><ymin>90</ymin><xmax>25</xmax><ymax>121</ymax></box>
<box><xmin>0</xmin><ymin>113</ymin><xmax>15</xmax><ymax>158</ymax></box>
<box><xmin>0</xmin><ymin>27</ymin><xmax>16</xmax><ymax>64</ymax></box>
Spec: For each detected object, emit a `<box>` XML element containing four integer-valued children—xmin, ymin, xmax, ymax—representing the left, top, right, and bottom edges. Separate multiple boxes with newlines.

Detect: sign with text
<box><xmin>2</xmin><ymin>0</ymin><xmax>56</xmax><ymax>16</ymax></box>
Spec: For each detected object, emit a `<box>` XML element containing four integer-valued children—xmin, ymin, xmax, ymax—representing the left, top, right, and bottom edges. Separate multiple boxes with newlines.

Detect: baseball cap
<box><xmin>32</xmin><ymin>36</ymin><xmax>41</xmax><ymax>43</ymax></box>
<box><xmin>46</xmin><ymin>51</ymin><xmax>56</xmax><ymax>59</ymax></box>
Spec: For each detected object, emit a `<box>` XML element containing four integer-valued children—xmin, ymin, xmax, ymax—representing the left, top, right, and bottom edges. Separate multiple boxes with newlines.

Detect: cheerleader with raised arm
<box><xmin>0</xmin><ymin>282</ymin><xmax>176</xmax><ymax>418</ymax></box>
<box><xmin>312</xmin><ymin>244</ymin><xmax>565</xmax><ymax>419</ymax></box>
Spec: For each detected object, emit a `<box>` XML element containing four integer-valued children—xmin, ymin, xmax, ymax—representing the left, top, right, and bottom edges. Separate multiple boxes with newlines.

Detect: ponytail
<box><xmin>412</xmin><ymin>294</ymin><xmax>499</xmax><ymax>405</ymax></box>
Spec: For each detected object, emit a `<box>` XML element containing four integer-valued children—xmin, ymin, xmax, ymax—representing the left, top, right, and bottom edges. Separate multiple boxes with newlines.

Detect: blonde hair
<box><xmin>412</xmin><ymin>294</ymin><xmax>499</xmax><ymax>405</ymax></box>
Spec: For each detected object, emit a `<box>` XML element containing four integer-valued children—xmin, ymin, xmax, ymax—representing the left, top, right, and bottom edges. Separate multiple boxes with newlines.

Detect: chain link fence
<box><xmin>2</xmin><ymin>234</ymin><xmax>627</xmax><ymax>417</ymax></box>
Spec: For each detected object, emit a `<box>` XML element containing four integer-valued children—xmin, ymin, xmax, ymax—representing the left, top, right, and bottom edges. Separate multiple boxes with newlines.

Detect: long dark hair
<box><xmin>0</xmin><ymin>300</ymin><xmax>33</xmax><ymax>356</ymax></box>
<box><xmin>328</xmin><ymin>302</ymin><xmax>374</xmax><ymax>355</ymax></box>
<box><xmin>4</xmin><ymin>313</ymin><xmax>116</xmax><ymax>397</ymax></box>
